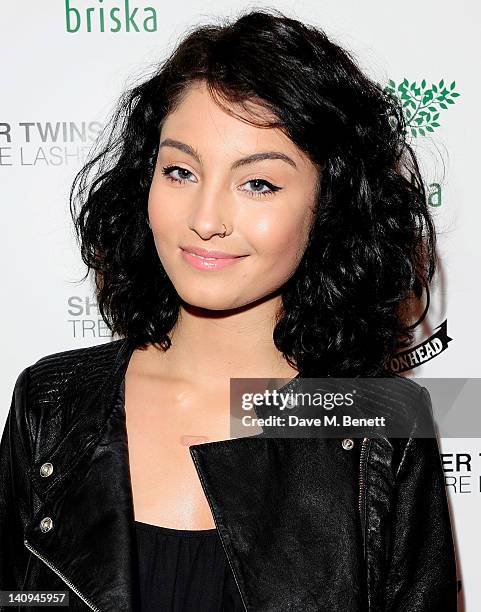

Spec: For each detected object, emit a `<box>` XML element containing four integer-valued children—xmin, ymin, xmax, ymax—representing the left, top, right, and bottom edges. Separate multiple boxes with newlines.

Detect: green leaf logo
<box><xmin>384</xmin><ymin>78</ymin><xmax>460</xmax><ymax>137</ymax></box>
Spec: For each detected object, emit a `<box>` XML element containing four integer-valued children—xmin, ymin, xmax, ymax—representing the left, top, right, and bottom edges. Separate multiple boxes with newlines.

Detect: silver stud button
<box><xmin>40</xmin><ymin>462</ymin><xmax>53</xmax><ymax>478</ymax></box>
<box><xmin>40</xmin><ymin>517</ymin><xmax>53</xmax><ymax>533</ymax></box>
<box><xmin>342</xmin><ymin>438</ymin><xmax>354</xmax><ymax>450</ymax></box>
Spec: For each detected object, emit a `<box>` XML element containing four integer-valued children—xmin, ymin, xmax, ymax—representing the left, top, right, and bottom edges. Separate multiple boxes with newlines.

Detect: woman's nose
<box><xmin>187</xmin><ymin>182</ymin><xmax>232</xmax><ymax>239</ymax></box>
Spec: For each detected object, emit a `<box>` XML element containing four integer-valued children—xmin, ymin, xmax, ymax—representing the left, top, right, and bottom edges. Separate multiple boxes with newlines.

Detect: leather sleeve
<box><xmin>0</xmin><ymin>367</ymin><xmax>34</xmax><ymax>593</ymax></box>
<box><xmin>382</xmin><ymin>386</ymin><xmax>458</xmax><ymax>611</ymax></box>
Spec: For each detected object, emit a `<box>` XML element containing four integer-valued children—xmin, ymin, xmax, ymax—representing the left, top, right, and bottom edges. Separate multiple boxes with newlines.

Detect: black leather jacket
<box><xmin>0</xmin><ymin>338</ymin><xmax>458</xmax><ymax>611</ymax></box>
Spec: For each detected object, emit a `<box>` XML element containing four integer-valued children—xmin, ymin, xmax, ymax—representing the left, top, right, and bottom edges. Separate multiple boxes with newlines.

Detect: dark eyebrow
<box><xmin>159</xmin><ymin>138</ymin><xmax>298</xmax><ymax>170</ymax></box>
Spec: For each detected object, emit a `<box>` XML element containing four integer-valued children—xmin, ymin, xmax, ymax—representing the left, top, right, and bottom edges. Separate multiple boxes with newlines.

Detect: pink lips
<box><xmin>180</xmin><ymin>245</ymin><xmax>248</xmax><ymax>270</ymax></box>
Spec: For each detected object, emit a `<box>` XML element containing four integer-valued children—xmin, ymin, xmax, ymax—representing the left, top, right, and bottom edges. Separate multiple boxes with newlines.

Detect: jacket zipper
<box><xmin>358</xmin><ymin>437</ymin><xmax>370</xmax><ymax>557</ymax></box>
<box><xmin>23</xmin><ymin>539</ymin><xmax>101</xmax><ymax>612</ymax></box>
<box><xmin>189</xmin><ymin>450</ymin><xmax>249</xmax><ymax>612</ymax></box>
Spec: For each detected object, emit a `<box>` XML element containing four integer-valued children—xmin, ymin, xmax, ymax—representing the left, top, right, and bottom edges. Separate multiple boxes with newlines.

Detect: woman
<box><xmin>0</xmin><ymin>8</ymin><xmax>457</xmax><ymax>612</ymax></box>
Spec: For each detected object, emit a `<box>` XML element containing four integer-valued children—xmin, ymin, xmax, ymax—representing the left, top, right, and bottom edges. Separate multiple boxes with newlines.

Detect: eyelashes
<box><xmin>160</xmin><ymin>165</ymin><xmax>282</xmax><ymax>198</ymax></box>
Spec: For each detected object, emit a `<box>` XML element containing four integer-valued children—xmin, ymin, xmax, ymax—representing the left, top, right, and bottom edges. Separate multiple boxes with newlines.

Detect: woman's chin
<box><xmin>178</xmin><ymin>291</ymin><xmax>245</xmax><ymax>312</ymax></box>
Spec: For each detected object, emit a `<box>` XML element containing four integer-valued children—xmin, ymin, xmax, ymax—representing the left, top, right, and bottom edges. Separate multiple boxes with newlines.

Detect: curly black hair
<box><xmin>69</xmin><ymin>8</ymin><xmax>436</xmax><ymax>377</ymax></box>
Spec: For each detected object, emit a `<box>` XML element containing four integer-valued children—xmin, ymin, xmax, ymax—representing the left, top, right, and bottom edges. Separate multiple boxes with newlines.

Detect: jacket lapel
<box><xmin>189</xmin><ymin>436</ymin><xmax>366</xmax><ymax>611</ymax></box>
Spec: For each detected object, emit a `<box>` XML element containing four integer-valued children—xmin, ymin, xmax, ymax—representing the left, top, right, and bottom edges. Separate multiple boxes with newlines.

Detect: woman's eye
<box><xmin>161</xmin><ymin>166</ymin><xmax>281</xmax><ymax>199</ymax></box>
<box><xmin>241</xmin><ymin>178</ymin><xmax>282</xmax><ymax>198</ymax></box>
<box><xmin>161</xmin><ymin>165</ymin><xmax>196</xmax><ymax>184</ymax></box>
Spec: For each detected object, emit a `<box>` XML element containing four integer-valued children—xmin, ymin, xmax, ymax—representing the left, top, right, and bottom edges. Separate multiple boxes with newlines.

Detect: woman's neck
<box><xmin>143</xmin><ymin>296</ymin><xmax>298</xmax><ymax>386</ymax></box>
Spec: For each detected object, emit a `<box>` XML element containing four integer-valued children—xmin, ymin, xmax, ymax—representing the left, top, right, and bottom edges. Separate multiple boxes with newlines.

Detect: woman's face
<box><xmin>148</xmin><ymin>80</ymin><xmax>320</xmax><ymax>311</ymax></box>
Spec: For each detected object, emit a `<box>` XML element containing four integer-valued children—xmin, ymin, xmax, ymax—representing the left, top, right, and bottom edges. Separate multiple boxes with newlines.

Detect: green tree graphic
<box><xmin>383</xmin><ymin>78</ymin><xmax>460</xmax><ymax>137</ymax></box>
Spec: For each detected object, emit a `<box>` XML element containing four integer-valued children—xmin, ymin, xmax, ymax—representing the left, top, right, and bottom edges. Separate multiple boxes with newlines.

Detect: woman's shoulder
<box><xmin>9</xmin><ymin>339</ymin><xmax>128</xmax><ymax>451</ymax></box>
<box><xmin>329</xmin><ymin>370</ymin><xmax>435</xmax><ymax>444</ymax></box>
<box><xmin>367</xmin><ymin>368</ymin><xmax>431</xmax><ymax>411</ymax></box>
<box><xmin>30</xmin><ymin>337</ymin><xmax>126</xmax><ymax>372</ymax></box>
<box><xmin>21</xmin><ymin>338</ymin><xmax>125</xmax><ymax>399</ymax></box>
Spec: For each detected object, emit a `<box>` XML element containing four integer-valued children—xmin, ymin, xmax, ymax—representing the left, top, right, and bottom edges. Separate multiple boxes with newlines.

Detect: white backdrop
<box><xmin>1</xmin><ymin>1</ymin><xmax>479</xmax><ymax>609</ymax></box>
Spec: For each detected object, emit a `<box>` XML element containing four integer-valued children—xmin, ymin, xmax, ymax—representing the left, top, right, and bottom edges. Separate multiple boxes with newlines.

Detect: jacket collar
<box><xmin>23</xmin><ymin>338</ymin><xmax>370</xmax><ymax>611</ymax></box>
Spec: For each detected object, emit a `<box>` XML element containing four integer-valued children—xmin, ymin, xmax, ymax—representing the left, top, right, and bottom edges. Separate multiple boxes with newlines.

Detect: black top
<box><xmin>134</xmin><ymin>520</ymin><xmax>245</xmax><ymax>611</ymax></box>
